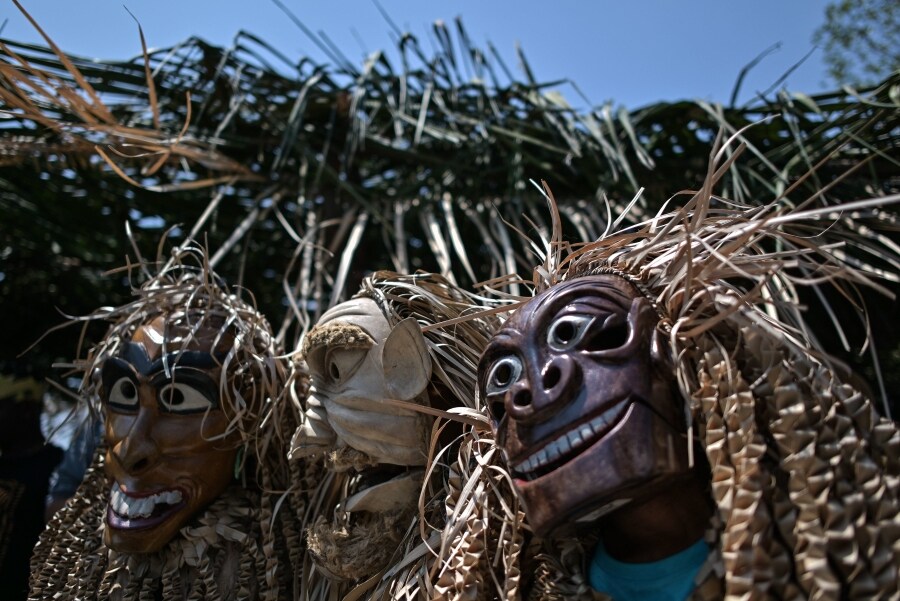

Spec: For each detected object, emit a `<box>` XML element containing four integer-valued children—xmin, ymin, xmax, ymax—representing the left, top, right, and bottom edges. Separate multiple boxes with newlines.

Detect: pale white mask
<box><xmin>292</xmin><ymin>297</ymin><xmax>432</xmax><ymax>469</ymax></box>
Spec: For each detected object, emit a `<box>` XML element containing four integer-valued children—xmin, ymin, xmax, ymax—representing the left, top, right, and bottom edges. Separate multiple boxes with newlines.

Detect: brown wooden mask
<box><xmin>478</xmin><ymin>274</ymin><xmax>691</xmax><ymax>536</ymax></box>
<box><xmin>102</xmin><ymin>315</ymin><xmax>238</xmax><ymax>553</ymax></box>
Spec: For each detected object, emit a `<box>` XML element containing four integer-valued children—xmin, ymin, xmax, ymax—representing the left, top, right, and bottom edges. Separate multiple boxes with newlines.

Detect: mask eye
<box><xmin>107</xmin><ymin>377</ymin><xmax>139</xmax><ymax>412</ymax></box>
<box><xmin>325</xmin><ymin>348</ymin><xmax>367</xmax><ymax>383</ymax></box>
<box><xmin>158</xmin><ymin>383</ymin><xmax>215</xmax><ymax>414</ymax></box>
<box><xmin>485</xmin><ymin>356</ymin><xmax>523</xmax><ymax>395</ymax></box>
<box><xmin>584</xmin><ymin>315</ymin><xmax>631</xmax><ymax>352</ymax></box>
<box><xmin>547</xmin><ymin>315</ymin><xmax>594</xmax><ymax>351</ymax></box>
<box><xmin>483</xmin><ymin>355</ymin><xmax>522</xmax><ymax>424</ymax></box>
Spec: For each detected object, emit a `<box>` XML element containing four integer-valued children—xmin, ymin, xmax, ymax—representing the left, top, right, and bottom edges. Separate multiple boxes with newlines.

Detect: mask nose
<box><xmin>110</xmin><ymin>409</ymin><xmax>161</xmax><ymax>475</ymax></box>
<box><xmin>506</xmin><ymin>354</ymin><xmax>581</xmax><ymax>422</ymax></box>
<box><xmin>290</xmin><ymin>396</ymin><xmax>337</xmax><ymax>458</ymax></box>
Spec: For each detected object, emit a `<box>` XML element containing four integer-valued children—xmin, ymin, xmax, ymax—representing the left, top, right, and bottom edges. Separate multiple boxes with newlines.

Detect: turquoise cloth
<box><xmin>588</xmin><ymin>537</ymin><xmax>709</xmax><ymax>601</ymax></box>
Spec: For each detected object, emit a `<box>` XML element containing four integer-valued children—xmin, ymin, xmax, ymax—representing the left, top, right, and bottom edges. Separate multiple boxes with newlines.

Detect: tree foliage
<box><xmin>813</xmin><ymin>0</ymin><xmax>900</xmax><ymax>86</ymax></box>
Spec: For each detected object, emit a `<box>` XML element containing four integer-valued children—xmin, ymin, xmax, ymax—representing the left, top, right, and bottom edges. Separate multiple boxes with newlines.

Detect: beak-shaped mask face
<box><xmin>292</xmin><ymin>296</ymin><xmax>433</xmax><ymax>513</ymax></box>
<box><xmin>102</xmin><ymin>315</ymin><xmax>238</xmax><ymax>554</ymax></box>
<box><xmin>478</xmin><ymin>274</ymin><xmax>691</xmax><ymax>536</ymax></box>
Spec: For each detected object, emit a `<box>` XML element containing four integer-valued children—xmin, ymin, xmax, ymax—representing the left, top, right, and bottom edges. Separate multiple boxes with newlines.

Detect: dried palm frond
<box><xmin>3</xmin><ymin>11</ymin><xmax>896</xmax><ymax>384</ymax></box>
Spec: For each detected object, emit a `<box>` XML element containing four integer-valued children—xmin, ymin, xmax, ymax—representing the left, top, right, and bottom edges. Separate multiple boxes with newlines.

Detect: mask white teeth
<box><xmin>163</xmin><ymin>490</ymin><xmax>183</xmax><ymax>505</ymax></box>
<box><xmin>568</xmin><ymin>429</ymin><xmax>584</xmax><ymax>448</ymax></box>
<box><xmin>134</xmin><ymin>498</ymin><xmax>152</xmax><ymax>518</ymax></box>
<box><xmin>579</xmin><ymin>423</ymin><xmax>595</xmax><ymax>440</ymax></box>
<box><xmin>513</xmin><ymin>401</ymin><xmax>629</xmax><ymax>476</ymax></box>
<box><xmin>108</xmin><ymin>486</ymin><xmax>183</xmax><ymax>519</ymax></box>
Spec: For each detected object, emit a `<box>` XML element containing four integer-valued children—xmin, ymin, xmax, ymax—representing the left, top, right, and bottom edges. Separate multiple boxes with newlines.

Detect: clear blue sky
<box><xmin>3</xmin><ymin>0</ymin><xmax>831</xmax><ymax>109</ymax></box>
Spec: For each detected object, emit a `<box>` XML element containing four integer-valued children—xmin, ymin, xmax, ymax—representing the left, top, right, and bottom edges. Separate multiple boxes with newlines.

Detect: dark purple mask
<box><xmin>478</xmin><ymin>274</ymin><xmax>692</xmax><ymax>536</ymax></box>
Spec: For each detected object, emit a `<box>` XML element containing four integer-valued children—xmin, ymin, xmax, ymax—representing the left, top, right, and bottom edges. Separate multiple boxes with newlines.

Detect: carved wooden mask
<box><xmin>101</xmin><ymin>315</ymin><xmax>238</xmax><ymax>553</ymax></box>
<box><xmin>478</xmin><ymin>274</ymin><xmax>691</xmax><ymax>536</ymax></box>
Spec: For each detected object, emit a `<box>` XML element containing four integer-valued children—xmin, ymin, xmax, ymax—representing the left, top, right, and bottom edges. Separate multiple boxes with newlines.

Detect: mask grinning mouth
<box><xmin>107</xmin><ymin>484</ymin><xmax>186</xmax><ymax>528</ymax></box>
<box><xmin>513</xmin><ymin>399</ymin><xmax>631</xmax><ymax>480</ymax></box>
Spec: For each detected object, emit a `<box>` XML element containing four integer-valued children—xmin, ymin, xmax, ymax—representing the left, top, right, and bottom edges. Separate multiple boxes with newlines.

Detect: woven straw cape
<box><xmin>28</xmin><ymin>244</ymin><xmax>306</xmax><ymax>601</ymax></box>
<box><xmin>431</xmin><ymin>146</ymin><xmax>900</xmax><ymax>600</ymax></box>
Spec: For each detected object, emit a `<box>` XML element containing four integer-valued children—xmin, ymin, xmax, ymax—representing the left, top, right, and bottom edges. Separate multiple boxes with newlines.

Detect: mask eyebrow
<box><xmin>100</xmin><ymin>356</ymin><xmax>138</xmax><ymax>393</ymax></box>
<box><xmin>301</xmin><ymin>322</ymin><xmax>374</xmax><ymax>357</ymax></box>
<box><xmin>565</xmin><ymin>294</ymin><xmax>632</xmax><ymax>314</ymax></box>
<box><xmin>149</xmin><ymin>351</ymin><xmax>226</xmax><ymax>375</ymax></box>
<box><xmin>119</xmin><ymin>342</ymin><xmax>226</xmax><ymax>376</ymax></box>
<box><xmin>120</xmin><ymin>342</ymin><xmax>152</xmax><ymax>373</ymax></box>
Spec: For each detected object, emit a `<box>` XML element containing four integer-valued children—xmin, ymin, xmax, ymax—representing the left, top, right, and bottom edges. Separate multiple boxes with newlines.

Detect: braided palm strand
<box><xmin>431</xmin><ymin>428</ymin><xmax>529</xmax><ymax>601</ymax></box>
<box><xmin>434</xmin><ymin>439</ymin><xmax>489</xmax><ymax>600</ymax></box>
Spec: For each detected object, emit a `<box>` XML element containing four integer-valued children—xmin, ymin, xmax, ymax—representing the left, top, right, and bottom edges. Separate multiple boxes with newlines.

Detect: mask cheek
<box><xmin>188</xmin><ymin>447</ymin><xmax>238</xmax><ymax>500</ymax></box>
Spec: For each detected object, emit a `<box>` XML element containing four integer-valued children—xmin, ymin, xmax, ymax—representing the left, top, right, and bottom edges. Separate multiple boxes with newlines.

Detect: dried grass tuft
<box><xmin>307</xmin><ymin>509</ymin><xmax>415</xmax><ymax>582</ymax></box>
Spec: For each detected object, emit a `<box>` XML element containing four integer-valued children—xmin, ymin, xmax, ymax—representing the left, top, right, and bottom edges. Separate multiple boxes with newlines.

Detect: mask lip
<box><xmin>105</xmin><ymin>484</ymin><xmax>190</xmax><ymax>532</ymax></box>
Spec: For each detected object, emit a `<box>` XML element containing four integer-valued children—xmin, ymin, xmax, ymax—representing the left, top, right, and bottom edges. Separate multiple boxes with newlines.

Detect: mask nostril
<box><xmin>131</xmin><ymin>457</ymin><xmax>150</xmax><ymax>472</ymax></box>
<box><xmin>512</xmin><ymin>388</ymin><xmax>532</xmax><ymax>408</ymax></box>
<box><xmin>542</xmin><ymin>364</ymin><xmax>561</xmax><ymax>391</ymax></box>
